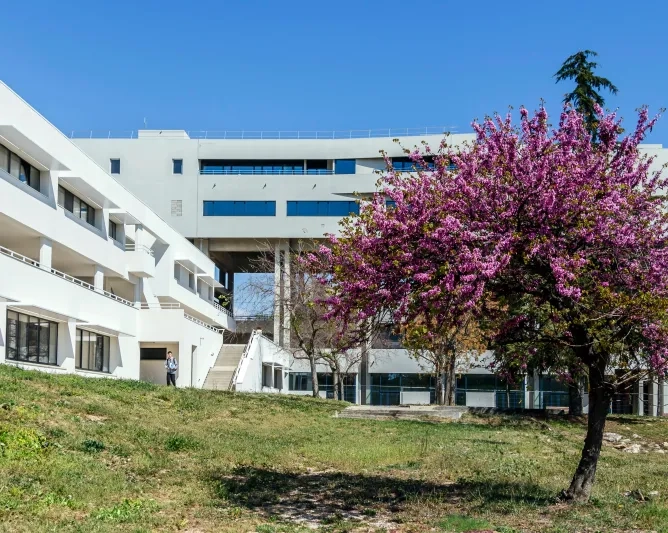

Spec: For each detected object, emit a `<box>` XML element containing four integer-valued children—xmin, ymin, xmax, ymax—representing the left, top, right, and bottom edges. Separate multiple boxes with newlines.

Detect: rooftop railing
<box><xmin>0</xmin><ymin>245</ymin><xmax>134</xmax><ymax>307</ymax></box>
<box><xmin>184</xmin><ymin>313</ymin><xmax>224</xmax><ymax>334</ymax></box>
<box><xmin>69</xmin><ymin>127</ymin><xmax>456</xmax><ymax>140</ymax></box>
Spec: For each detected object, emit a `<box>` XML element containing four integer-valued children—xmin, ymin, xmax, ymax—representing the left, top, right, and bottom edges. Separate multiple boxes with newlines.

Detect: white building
<box><xmin>72</xmin><ymin>126</ymin><xmax>668</xmax><ymax>415</ymax></box>
<box><xmin>0</xmin><ymin>82</ymin><xmax>234</xmax><ymax>388</ymax></box>
<box><xmin>1</xmin><ymin>79</ymin><xmax>665</xmax><ymax>414</ymax></box>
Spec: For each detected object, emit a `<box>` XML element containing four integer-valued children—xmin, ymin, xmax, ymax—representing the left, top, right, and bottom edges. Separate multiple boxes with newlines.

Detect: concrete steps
<box><xmin>202</xmin><ymin>344</ymin><xmax>245</xmax><ymax>391</ymax></box>
<box><xmin>336</xmin><ymin>405</ymin><xmax>468</xmax><ymax>421</ymax></box>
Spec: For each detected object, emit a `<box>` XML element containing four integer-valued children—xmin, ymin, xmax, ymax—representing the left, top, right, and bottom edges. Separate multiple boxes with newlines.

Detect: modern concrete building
<box><xmin>1</xmin><ymin>78</ymin><xmax>664</xmax><ymax>414</ymax></box>
<box><xmin>0</xmin><ymin>82</ymin><xmax>234</xmax><ymax>388</ymax></box>
<box><xmin>72</xmin><ymin>127</ymin><xmax>668</xmax><ymax>415</ymax></box>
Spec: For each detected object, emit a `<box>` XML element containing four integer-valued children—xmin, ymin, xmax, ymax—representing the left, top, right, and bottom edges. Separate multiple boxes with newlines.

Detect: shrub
<box><xmin>81</xmin><ymin>439</ymin><xmax>105</xmax><ymax>453</ymax></box>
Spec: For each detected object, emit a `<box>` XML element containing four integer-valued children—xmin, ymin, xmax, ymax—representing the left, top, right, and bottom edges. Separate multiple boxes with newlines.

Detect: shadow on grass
<box><xmin>207</xmin><ymin>466</ymin><xmax>554</xmax><ymax>527</ymax></box>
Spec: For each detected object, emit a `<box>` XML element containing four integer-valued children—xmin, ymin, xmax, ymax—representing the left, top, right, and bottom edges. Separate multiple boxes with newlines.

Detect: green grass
<box><xmin>0</xmin><ymin>364</ymin><xmax>666</xmax><ymax>532</ymax></box>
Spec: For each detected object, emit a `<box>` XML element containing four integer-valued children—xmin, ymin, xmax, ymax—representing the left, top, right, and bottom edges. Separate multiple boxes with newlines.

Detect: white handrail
<box><xmin>125</xmin><ymin>243</ymin><xmax>155</xmax><ymax>256</ymax></box>
<box><xmin>140</xmin><ymin>302</ymin><xmax>182</xmax><ymax>309</ymax></box>
<box><xmin>184</xmin><ymin>313</ymin><xmax>224</xmax><ymax>334</ymax></box>
<box><xmin>212</xmin><ymin>300</ymin><xmax>233</xmax><ymax>317</ymax></box>
<box><xmin>228</xmin><ymin>329</ymin><xmax>261</xmax><ymax>391</ymax></box>
<box><xmin>0</xmin><ymin>245</ymin><xmax>134</xmax><ymax>307</ymax></box>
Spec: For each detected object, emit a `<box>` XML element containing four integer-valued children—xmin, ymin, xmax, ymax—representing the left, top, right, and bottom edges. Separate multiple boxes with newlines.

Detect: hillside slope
<box><xmin>0</xmin><ymin>365</ymin><xmax>666</xmax><ymax>533</ymax></box>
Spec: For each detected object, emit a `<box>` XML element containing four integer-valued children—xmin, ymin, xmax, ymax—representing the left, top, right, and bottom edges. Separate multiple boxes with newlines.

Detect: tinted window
<box><xmin>173</xmin><ymin>159</ymin><xmax>183</xmax><ymax>174</ymax></box>
<box><xmin>110</xmin><ymin>159</ymin><xmax>120</xmax><ymax>174</ymax></box>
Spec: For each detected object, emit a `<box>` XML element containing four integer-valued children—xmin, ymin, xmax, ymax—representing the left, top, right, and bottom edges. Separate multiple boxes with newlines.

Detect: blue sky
<box><xmin>2</xmin><ymin>0</ymin><xmax>668</xmax><ymax>140</ymax></box>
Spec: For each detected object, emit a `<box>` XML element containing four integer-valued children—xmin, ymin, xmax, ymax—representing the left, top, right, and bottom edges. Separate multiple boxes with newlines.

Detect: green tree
<box><xmin>554</xmin><ymin>50</ymin><xmax>618</xmax><ymax>135</ymax></box>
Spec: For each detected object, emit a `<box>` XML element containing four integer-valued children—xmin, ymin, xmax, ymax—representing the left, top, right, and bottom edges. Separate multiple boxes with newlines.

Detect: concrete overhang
<box><xmin>0</xmin><ymin>126</ymin><xmax>70</xmax><ymax>171</ymax></box>
<box><xmin>197</xmin><ymin>273</ymin><xmax>223</xmax><ymax>288</ymax></box>
<box><xmin>58</xmin><ymin>174</ymin><xmax>120</xmax><ymax>209</ymax></box>
<box><xmin>175</xmin><ymin>258</ymin><xmax>205</xmax><ymax>274</ymax></box>
<box><xmin>80</xmin><ymin>324</ymin><xmax>135</xmax><ymax>337</ymax></box>
<box><xmin>8</xmin><ymin>303</ymin><xmax>87</xmax><ymax>323</ymax></box>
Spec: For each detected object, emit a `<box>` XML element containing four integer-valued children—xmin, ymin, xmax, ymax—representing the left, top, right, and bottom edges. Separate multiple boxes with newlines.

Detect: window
<box><xmin>109</xmin><ymin>220</ymin><xmax>118</xmax><ymax>241</ymax></box>
<box><xmin>173</xmin><ymin>159</ymin><xmax>183</xmax><ymax>174</ymax></box>
<box><xmin>262</xmin><ymin>364</ymin><xmax>273</xmax><ymax>387</ymax></box>
<box><xmin>289</xmin><ymin>372</ymin><xmax>313</xmax><ymax>391</ymax></box>
<box><xmin>334</xmin><ymin>159</ymin><xmax>356</xmax><ymax>174</ymax></box>
<box><xmin>6</xmin><ymin>311</ymin><xmax>58</xmax><ymax>365</ymax></box>
<box><xmin>273</xmin><ymin>367</ymin><xmax>283</xmax><ymax>390</ymax></box>
<box><xmin>200</xmin><ymin>159</ymin><xmax>305</xmax><ymax>175</ymax></box>
<box><xmin>202</xmin><ymin>201</ymin><xmax>276</xmax><ymax>216</ymax></box>
<box><xmin>75</xmin><ymin>329</ymin><xmax>110</xmax><ymax>373</ymax></box>
<box><xmin>188</xmin><ymin>271</ymin><xmax>195</xmax><ymax>290</ymax></box>
<box><xmin>58</xmin><ymin>186</ymin><xmax>96</xmax><ymax>226</ymax></box>
<box><xmin>286</xmin><ymin>201</ymin><xmax>359</xmax><ymax>217</ymax></box>
<box><xmin>0</xmin><ymin>143</ymin><xmax>41</xmax><ymax>192</ymax></box>
<box><xmin>392</xmin><ymin>156</ymin><xmax>456</xmax><ymax>172</ymax></box>
<box><xmin>110</xmin><ymin>159</ymin><xmax>120</xmax><ymax>174</ymax></box>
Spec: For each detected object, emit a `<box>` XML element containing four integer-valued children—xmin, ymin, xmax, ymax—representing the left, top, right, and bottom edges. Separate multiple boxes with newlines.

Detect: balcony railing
<box><xmin>125</xmin><ymin>243</ymin><xmax>155</xmax><ymax>256</ymax></box>
<box><xmin>200</xmin><ymin>168</ymin><xmax>334</xmax><ymax>176</ymax></box>
<box><xmin>212</xmin><ymin>300</ymin><xmax>233</xmax><ymax>317</ymax></box>
<box><xmin>0</xmin><ymin>245</ymin><xmax>134</xmax><ymax>307</ymax></box>
<box><xmin>69</xmin><ymin>127</ymin><xmax>456</xmax><ymax>140</ymax></box>
<box><xmin>184</xmin><ymin>313</ymin><xmax>224</xmax><ymax>334</ymax></box>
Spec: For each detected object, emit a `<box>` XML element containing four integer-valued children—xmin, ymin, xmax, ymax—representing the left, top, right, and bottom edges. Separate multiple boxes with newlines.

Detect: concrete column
<box><xmin>93</xmin><ymin>265</ymin><xmax>104</xmax><ymax>292</ymax></box>
<box><xmin>273</xmin><ymin>241</ymin><xmax>281</xmax><ymax>343</ymax></box>
<box><xmin>42</xmin><ymin>170</ymin><xmax>58</xmax><ymax>206</ymax></box>
<box><xmin>58</xmin><ymin>320</ymin><xmax>77</xmax><ymax>371</ymax></box>
<box><xmin>524</xmin><ymin>375</ymin><xmax>531</xmax><ymax>411</ymax></box>
<box><xmin>133</xmin><ymin>277</ymin><xmax>143</xmax><ymax>308</ymax></box>
<box><xmin>38</xmin><ymin>237</ymin><xmax>52</xmax><ymax>271</ymax></box>
<box><xmin>634</xmin><ymin>380</ymin><xmax>645</xmax><ymax>416</ymax></box>
<box><xmin>660</xmin><ymin>378</ymin><xmax>667</xmax><ymax>416</ymax></box>
<box><xmin>650</xmin><ymin>379</ymin><xmax>659</xmax><ymax>417</ymax></box>
<box><xmin>195</xmin><ymin>238</ymin><xmax>209</xmax><ymax>255</ymax></box>
<box><xmin>282</xmin><ymin>244</ymin><xmax>291</xmax><ymax>348</ymax></box>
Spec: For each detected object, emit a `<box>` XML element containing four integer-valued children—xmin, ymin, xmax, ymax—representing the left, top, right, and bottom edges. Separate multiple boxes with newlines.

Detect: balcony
<box><xmin>125</xmin><ymin>243</ymin><xmax>155</xmax><ymax>278</ymax></box>
<box><xmin>0</xmin><ymin>245</ymin><xmax>137</xmax><ymax>336</ymax></box>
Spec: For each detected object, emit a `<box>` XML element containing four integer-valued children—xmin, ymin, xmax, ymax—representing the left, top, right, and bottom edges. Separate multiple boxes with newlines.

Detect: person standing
<box><xmin>165</xmin><ymin>351</ymin><xmax>178</xmax><ymax>386</ymax></box>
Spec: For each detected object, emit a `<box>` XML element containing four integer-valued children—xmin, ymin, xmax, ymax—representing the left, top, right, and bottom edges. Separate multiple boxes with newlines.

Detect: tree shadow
<box><xmin>206</xmin><ymin>466</ymin><xmax>554</xmax><ymax>527</ymax></box>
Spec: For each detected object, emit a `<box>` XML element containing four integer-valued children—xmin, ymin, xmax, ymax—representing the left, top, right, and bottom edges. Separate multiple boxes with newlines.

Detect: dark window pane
<box><xmin>6</xmin><ymin>311</ymin><xmax>17</xmax><ymax>360</ymax></box>
<box><xmin>87</xmin><ymin>205</ymin><xmax>95</xmax><ymax>226</ymax></box>
<box><xmin>27</xmin><ymin>316</ymin><xmax>39</xmax><ymax>363</ymax></box>
<box><xmin>18</xmin><ymin>314</ymin><xmax>28</xmax><ymax>361</ymax></box>
<box><xmin>173</xmin><ymin>159</ymin><xmax>183</xmax><ymax>174</ymax></box>
<box><xmin>38</xmin><ymin>320</ymin><xmax>50</xmax><ymax>364</ymax></box>
<box><xmin>30</xmin><ymin>166</ymin><xmax>40</xmax><ymax>191</ymax></box>
<box><xmin>110</xmin><ymin>159</ymin><xmax>120</xmax><ymax>174</ymax></box>
<box><xmin>95</xmin><ymin>335</ymin><xmax>104</xmax><ymax>371</ymax></box>
<box><xmin>335</xmin><ymin>159</ymin><xmax>356</xmax><ymax>174</ymax></box>
<box><xmin>103</xmin><ymin>336</ymin><xmax>110</xmax><ymax>372</ymax></box>
<box><xmin>49</xmin><ymin>323</ymin><xmax>58</xmax><ymax>365</ymax></box>
<box><xmin>0</xmin><ymin>145</ymin><xmax>8</xmax><ymax>172</ymax></box>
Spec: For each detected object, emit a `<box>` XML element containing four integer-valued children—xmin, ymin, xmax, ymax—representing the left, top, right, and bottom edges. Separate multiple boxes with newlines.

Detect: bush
<box><xmin>165</xmin><ymin>434</ymin><xmax>200</xmax><ymax>452</ymax></box>
<box><xmin>81</xmin><ymin>439</ymin><xmax>105</xmax><ymax>453</ymax></box>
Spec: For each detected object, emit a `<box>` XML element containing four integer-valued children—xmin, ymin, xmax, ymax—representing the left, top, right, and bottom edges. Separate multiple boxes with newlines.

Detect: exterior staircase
<box><xmin>202</xmin><ymin>344</ymin><xmax>245</xmax><ymax>390</ymax></box>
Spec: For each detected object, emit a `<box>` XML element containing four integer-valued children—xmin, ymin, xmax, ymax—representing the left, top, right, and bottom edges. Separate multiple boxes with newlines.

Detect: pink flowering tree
<box><xmin>311</xmin><ymin>105</ymin><xmax>668</xmax><ymax>501</ymax></box>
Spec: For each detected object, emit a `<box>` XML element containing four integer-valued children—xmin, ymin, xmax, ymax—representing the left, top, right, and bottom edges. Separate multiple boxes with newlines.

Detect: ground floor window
<box><xmin>318</xmin><ymin>373</ymin><xmax>357</xmax><ymax>402</ymax></box>
<box><xmin>456</xmin><ymin>374</ymin><xmax>525</xmax><ymax>408</ymax></box>
<box><xmin>75</xmin><ymin>329</ymin><xmax>110</xmax><ymax>373</ymax></box>
<box><xmin>369</xmin><ymin>373</ymin><xmax>434</xmax><ymax>405</ymax></box>
<box><xmin>6</xmin><ymin>311</ymin><xmax>58</xmax><ymax>365</ymax></box>
<box><xmin>289</xmin><ymin>372</ymin><xmax>313</xmax><ymax>391</ymax></box>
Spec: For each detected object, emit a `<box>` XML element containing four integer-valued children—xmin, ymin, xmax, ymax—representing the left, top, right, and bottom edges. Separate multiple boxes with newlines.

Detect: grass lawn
<box><xmin>0</xmin><ymin>364</ymin><xmax>666</xmax><ymax>532</ymax></box>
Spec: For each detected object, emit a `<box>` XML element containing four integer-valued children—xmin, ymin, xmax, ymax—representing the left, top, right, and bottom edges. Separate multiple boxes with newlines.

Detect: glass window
<box><xmin>173</xmin><ymin>159</ymin><xmax>183</xmax><ymax>174</ymax></box>
<box><xmin>6</xmin><ymin>311</ymin><xmax>58</xmax><ymax>365</ymax></box>
<box><xmin>110</xmin><ymin>159</ymin><xmax>120</xmax><ymax>174</ymax></box>
<box><xmin>59</xmin><ymin>185</ymin><xmax>95</xmax><ymax>226</ymax></box>
<box><xmin>18</xmin><ymin>162</ymin><xmax>29</xmax><ymax>185</ymax></box>
<box><xmin>29</xmin><ymin>166</ymin><xmax>40</xmax><ymax>191</ymax></box>
<box><xmin>0</xmin><ymin>145</ymin><xmax>8</xmax><ymax>172</ymax></box>
<box><xmin>76</xmin><ymin>329</ymin><xmax>111</xmax><ymax>373</ymax></box>
<box><xmin>109</xmin><ymin>221</ymin><xmax>117</xmax><ymax>240</ymax></box>
<box><xmin>9</xmin><ymin>153</ymin><xmax>20</xmax><ymax>179</ymax></box>
<box><xmin>202</xmin><ymin>201</ymin><xmax>276</xmax><ymax>216</ymax></box>
<box><xmin>286</xmin><ymin>201</ymin><xmax>359</xmax><ymax>216</ymax></box>
<box><xmin>334</xmin><ymin>159</ymin><xmax>356</xmax><ymax>174</ymax></box>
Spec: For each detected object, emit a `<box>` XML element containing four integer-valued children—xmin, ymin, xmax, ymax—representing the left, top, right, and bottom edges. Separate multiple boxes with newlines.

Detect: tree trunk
<box><xmin>435</xmin><ymin>362</ymin><xmax>446</xmax><ymax>405</ymax></box>
<box><xmin>563</xmin><ymin>361</ymin><xmax>612</xmax><ymax>502</ymax></box>
<box><xmin>332</xmin><ymin>369</ymin><xmax>340</xmax><ymax>401</ymax></box>
<box><xmin>658</xmin><ymin>375</ymin><xmax>664</xmax><ymax>417</ymax></box>
<box><xmin>444</xmin><ymin>353</ymin><xmax>457</xmax><ymax>406</ymax></box>
<box><xmin>310</xmin><ymin>355</ymin><xmax>319</xmax><ymax>398</ymax></box>
<box><xmin>568</xmin><ymin>370</ymin><xmax>584</xmax><ymax>416</ymax></box>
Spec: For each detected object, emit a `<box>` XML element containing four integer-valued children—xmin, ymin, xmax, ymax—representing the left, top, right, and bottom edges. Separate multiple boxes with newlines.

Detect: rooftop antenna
<box><xmin>143</xmin><ymin>117</ymin><xmax>148</xmax><ymax>129</ymax></box>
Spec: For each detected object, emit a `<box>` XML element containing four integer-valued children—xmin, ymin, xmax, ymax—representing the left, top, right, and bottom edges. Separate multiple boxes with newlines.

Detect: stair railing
<box><xmin>228</xmin><ymin>329</ymin><xmax>261</xmax><ymax>391</ymax></box>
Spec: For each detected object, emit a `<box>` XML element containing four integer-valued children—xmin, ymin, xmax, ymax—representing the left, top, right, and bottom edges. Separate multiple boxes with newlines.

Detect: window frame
<box><xmin>58</xmin><ymin>185</ymin><xmax>96</xmax><ymax>227</ymax></box>
<box><xmin>202</xmin><ymin>201</ymin><xmax>276</xmax><ymax>216</ymax></box>
<box><xmin>6</xmin><ymin>310</ymin><xmax>58</xmax><ymax>366</ymax></box>
<box><xmin>172</xmin><ymin>159</ymin><xmax>183</xmax><ymax>174</ymax></box>
<box><xmin>75</xmin><ymin>328</ymin><xmax>111</xmax><ymax>373</ymax></box>
<box><xmin>110</xmin><ymin>159</ymin><xmax>121</xmax><ymax>174</ymax></box>
<box><xmin>109</xmin><ymin>220</ymin><xmax>118</xmax><ymax>241</ymax></box>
